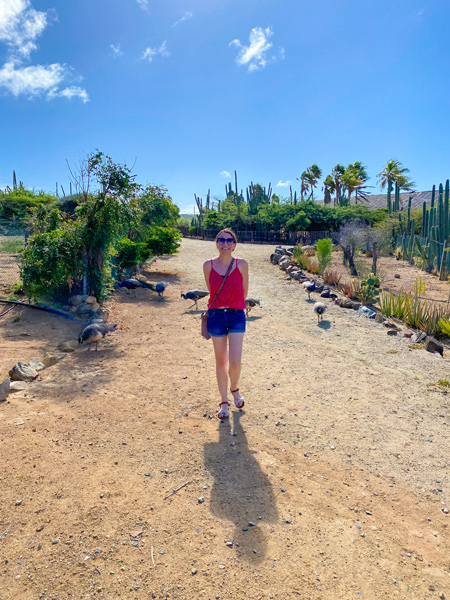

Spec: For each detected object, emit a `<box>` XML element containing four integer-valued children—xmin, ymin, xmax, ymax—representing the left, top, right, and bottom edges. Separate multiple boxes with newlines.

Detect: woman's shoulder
<box><xmin>236</xmin><ymin>257</ymin><xmax>248</xmax><ymax>270</ymax></box>
<box><xmin>203</xmin><ymin>258</ymin><xmax>213</xmax><ymax>269</ymax></box>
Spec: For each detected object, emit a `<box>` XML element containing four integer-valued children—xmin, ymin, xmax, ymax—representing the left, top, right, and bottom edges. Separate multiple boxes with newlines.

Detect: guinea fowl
<box><xmin>78</xmin><ymin>323</ymin><xmax>117</xmax><ymax>352</ymax></box>
<box><xmin>314</xmin><ymin>301</ymin><xmax>327</xmax><ymax>322</ymax></box>
<box><xmin>181</xmin><ymin>289</ymin><xmax>209</xmax><ymax>310</ymax></box>
<box><xmin>302</xmin><ymin>279</ymin><xmax>317</xmax><ymax>299</ymax></box>
<box><xmin>245</xmin><ymin>297</ymin><xmax>260</xmax><ymax>317</ymax></box>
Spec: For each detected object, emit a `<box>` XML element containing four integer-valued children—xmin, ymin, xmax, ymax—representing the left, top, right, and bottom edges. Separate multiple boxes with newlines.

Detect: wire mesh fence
<box><xmin>177</xmin><ymin>226</ymin><xmax>334</xmax><ymax>246</ymax></box>
<box><xmin>0</xmin><ymin>220</ymin><xmax>27</xmax><ymax>298</ymax></box>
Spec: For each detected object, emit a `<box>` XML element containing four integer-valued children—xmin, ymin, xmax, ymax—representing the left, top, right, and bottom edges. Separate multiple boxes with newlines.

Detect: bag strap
<box><xmin>210</xmin><ymin>258</ymin><xmax>235</xmax><ymax>308</ymax></box>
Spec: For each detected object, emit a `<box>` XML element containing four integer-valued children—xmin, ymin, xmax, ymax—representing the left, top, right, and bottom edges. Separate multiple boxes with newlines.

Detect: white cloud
<box><xmin>277</xmin><ymin>180</ymin><xmax>292</xmax><ymax>187</ymax></box>
<box><xmin>173</xmin><ymin>11</ymin><xmax>193</xmax><ymax>27</ymax></box>
<box><xmin>230</xmin><ymin>26</ymin><xmax>275</xmax><ymax>72</ymax></box>
<box><xmin>48</xmin><ymin>85</ymin><xmax>89</xmax><ymax>103</ymax></box>
<box><xmin>136</xmin><ymin>0</ymin><xmax>148</xmax><ymax>9</ymax></box>
<box><xmin>142</xmin><ymin>41</ymin><xmax>169</xmax><ymax>63</ymax></box>
<box><xmin>0</xmin><ymin>0</ymin><xmax>47</xmax><ymax>59</ymax></box>
<box><xmin>110</xmin><ymin>43</ymin><xmax>123</xmax><ymax>58</ymax></box>
<box><xmin>0</xmin><ymin>1</ymin><xmax>88</xmax><ymax>102</ymax></box>
<box><xmin>0</xmin><ymin>61</ymin><xmax>89</xmax><ymax>102</ymax></box>
<box><xmin>220</xmin><ymin>170</ymin><xmax>231</xmax><ymax>178</ymax></box>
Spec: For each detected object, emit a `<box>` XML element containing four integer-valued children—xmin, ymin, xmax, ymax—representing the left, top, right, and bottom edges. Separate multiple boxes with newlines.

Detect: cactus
<box><xmin>358</xmin><ymin>273</ymin><xmax>381</xmax><ymax>305</ymax></box>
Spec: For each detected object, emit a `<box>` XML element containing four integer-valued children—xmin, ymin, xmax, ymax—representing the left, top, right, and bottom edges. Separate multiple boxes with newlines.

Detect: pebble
<box><xmin>100</xmin><ymin>494</ymin><xmax>104</xmax><ymax>498</ymax></box>
<box><xmin>191</xmin><ymin>568</ymin><xmax>197</xmax><ymax>575</ymax></box>
<box><xmin>248</xmin><ymin>521</ymin><xmax>256</xmax><ymax>526</ymax></box>
<box><xmin>330</xmin><ymin>445</ymin><xmax>335</xmax><ymax>450</ymax></box>
<box><xmin>443</xmin><ymin>508</ymin><xmax>449</xmax><ymax>514</ymax></box>
<box><xmin>281</xmin><ymin>488</ymin><xmax>286</xmax><ymax>492</ymax></box>
<box><xmin>178</xmin><ymin>430</ymin><xmax>183</xmax><ymax>434</ymax></box>
<box><xmin>144</xmin><ymin>473</ymin><xmax>151</xmax><ymax>477</ymax></box>
<box><xmin>15</xmin><ymin>500</ymin><xmax>22</xmax><ymax>506</ymax></box>
<box><xmin>225</xmin><ymin>541</ymin><xmax>233</xmax><ymax>547</ymax></box>
<box><xmin>285</xmin><ymin>519</ymin><xmax>291</xmax><ymax>524</ymax></box>
<box><xmin>198</xmin><ymin>497</ymin><xmax>205</xmax><ymax>504</ymax></box>
<box><xmin>242</xmin><ymin>527</ymin><xmax>248</xmax><ymax>531</ymax></box>
<box><xmin>52</xmin><ymin>539</ymin><xmax>60</xmax><ymax>544</ymax></box>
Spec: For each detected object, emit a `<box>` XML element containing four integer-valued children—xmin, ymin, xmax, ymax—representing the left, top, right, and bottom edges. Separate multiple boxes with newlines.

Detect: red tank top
<box><xmin>208</xmin><ymin>258</ymin><xmax>246</xmax><ymax>309</ymax></box>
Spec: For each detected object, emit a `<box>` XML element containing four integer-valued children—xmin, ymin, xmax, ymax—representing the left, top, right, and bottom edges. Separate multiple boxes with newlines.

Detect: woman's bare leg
<box><xmin>228</xmin><ymin>332</ymin><xmax>245</xmax><ymax>408</ymax></box>
<box><xmin>212</xmin><ymin>336</ymin><xmax>230</xmax><ymax>417</ymax></box>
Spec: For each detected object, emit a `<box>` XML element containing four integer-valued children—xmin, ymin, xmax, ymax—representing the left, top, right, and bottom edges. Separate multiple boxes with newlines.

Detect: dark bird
<box><xmin>302</xmin><ymin>279</ymin><xmax>317</xmax><ymax>299</ymax></box>
<box><xmin>154</xmin><ymin>281</ymin><xmax>168</xmax><ymax>300</ymax></box>
<box><xmin>78</xmin><ymin>323</ymin><xmax>117</xmax><ymax>352</ymax></box>
<box><xmin>181</xmin><ymin>289</ymin><xmax>209</xmax><ymax>310</ymax></box>
<box><xmin>119</xmin><ymin>278</ymin><xmax>155</xmax><ymax>290</ymax></box>
<box><xmin>245</xmin><ymin>297</ymin><xmax>260</xmax><ymax>317</ymax></box>
<box><xmin>314</xmin><ymin>301</ymin><xmax>327</xmax><ymax>322</ymax></box>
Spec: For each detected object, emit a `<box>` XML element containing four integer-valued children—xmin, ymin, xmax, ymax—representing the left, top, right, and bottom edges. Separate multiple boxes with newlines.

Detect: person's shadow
<box><xmin>204</xmin><ymin>412</ymin><xmax>278</xmax><ymax>564</ymax></box>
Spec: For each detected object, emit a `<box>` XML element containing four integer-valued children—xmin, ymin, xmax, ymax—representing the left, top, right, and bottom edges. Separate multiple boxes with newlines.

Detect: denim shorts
<box><xmin>207</xmin><ymin>308</ymin><xmax>246</xmax><ymax>337</ymax></box>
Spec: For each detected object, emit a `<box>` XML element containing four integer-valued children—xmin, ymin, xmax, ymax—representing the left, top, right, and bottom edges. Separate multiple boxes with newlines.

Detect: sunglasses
<box><xmin>216</xmin><ymin>237</ymin><xmax>235</xmax><ymax>245</ymax></box>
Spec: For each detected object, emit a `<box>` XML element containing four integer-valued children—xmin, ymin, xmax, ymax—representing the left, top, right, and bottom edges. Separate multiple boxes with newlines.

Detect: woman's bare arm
<box><xmin>203</xmin><ymin>260</ymin><xmax>212</xmax><ymax>292</ymax></box>
<box><xmin>238</xmin><ymin>259</ymin><xmax>249</xmax><ymax>299</ymax></box>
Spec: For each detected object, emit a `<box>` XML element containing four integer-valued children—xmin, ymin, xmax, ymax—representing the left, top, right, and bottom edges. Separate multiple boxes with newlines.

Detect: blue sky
<box><xmin>1</xmin><ymin>0</ymin><xmax>450</xmax><ymax>213</ymax></box>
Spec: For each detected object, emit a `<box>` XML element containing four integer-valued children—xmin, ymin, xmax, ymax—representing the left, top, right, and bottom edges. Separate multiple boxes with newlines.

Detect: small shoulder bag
<box><xmin>201</xmin><ymin>258</ymin><xmax>235</xmax><ymax>340</ymax></box>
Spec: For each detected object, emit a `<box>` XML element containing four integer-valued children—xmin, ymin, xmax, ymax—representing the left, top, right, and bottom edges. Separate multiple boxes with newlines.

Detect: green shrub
<box><xmin>145</xmin><ymin>226</ymin><xmax>182</xmax><ymax>256</ymax></box>
<box><xmin>116</xmin><ymin>238</ymin><xmax>152</xmax><ymax>271</ymax></box>
<box><xmin>20</xmin><ymin>225</ymin><xmax>84</xmax><ymax>300</ymax></box>
<box><xmin>316</xmin><ymin>238</ymin><xmax>333</xmax><ymax>274</ymax></box>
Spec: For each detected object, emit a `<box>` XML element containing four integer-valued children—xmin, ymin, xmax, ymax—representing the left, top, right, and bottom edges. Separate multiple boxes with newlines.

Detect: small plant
<box><xmin>12</xmin><ymin>316</ymin><xmax>20</xmax><ymax>322</ymax></box>
<box><xmin>316</xmin><ymin>238</ymin><xmax>333</xmax><ymax>275</ymax></box>
<box><xmin>408</xmin><ymin>344</ymin><xmax>424</xmax><ymax>349</ymax></box>
<box><xmin>358</xmin><ymin>272</ymin><xmax>381</xmax><ymax>305</ymax></box>
<box><xmin>439</xmin><ymin>317</ymin><xmax>450</xmax><ymax>337</ymax></box>
<box><xmin>303</xmin><ymin>256</ymin><xmax>320</xmax><ymax>275</ymax></box>
<box><xmin>338</xmin><ymin>279</ymin><xmax>360</xmax><ymax>299</ymax></box>
<box><xmin>438</xmin><ymin>379</ymin><xmax>450</xmax><ymax>388</ymax></box>
<box><xmin>386</xmin><ymin>349</ymin><xmax>398</xmax><ymax>354</ymax></box>
<box><xmin>322</xmin><ymin>268</ymin><xmax>341</xmax><ymax>287</ymax></box>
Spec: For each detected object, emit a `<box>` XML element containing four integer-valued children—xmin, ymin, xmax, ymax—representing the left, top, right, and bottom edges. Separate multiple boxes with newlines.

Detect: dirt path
<box><xmin>1</xmin><ymin>238</ymin><xmax>449</xmax><ymax>600</ymax></box>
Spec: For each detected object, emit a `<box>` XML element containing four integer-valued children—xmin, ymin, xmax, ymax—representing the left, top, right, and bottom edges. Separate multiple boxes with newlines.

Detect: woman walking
<box><xmin>203</xmin><ymin>228</ymin><xmax>248</xmax><ymax>419</ymax></box>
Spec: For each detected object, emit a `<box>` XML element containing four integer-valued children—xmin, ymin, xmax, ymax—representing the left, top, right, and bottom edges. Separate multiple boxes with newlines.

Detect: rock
<box><xmin>69</xmin><ymin>306</ymin><xmax>78</xmax><ymax>314</ymax></box>
<box><xmin>76</xmin><ymin>303</ymin><xmax>93</xmax><ymax>315</ymax></box>
<box><xmin>375</xmin><ymin>313</ymin><xmax>386</xmax><ymax>323</ymax></box>
<box><xmin>85</xmin><ymin>296</ymin><xmax>97</xmax><ymax>304</ymax></box>
<box><xmin>29</xmin><ymin>360</ymin><xmax>45</xmax><ymax>371</ymax></box>
<box><xmin>384</xmin><ymin>322</ymin><xmax>398</xmax><ymax>329</ymax></box>
<box><xmin>335</xmin><ymin>298</ymin><xmax>356</xmax><ymax>309</ymax></box>
<box><xmin>9</xmin><ymin>362</ymin><xmax>38</xmax><ymax>382</ymax></box>
<box><xmin>274</xmin><ymin>247</ymin><xmax>287</xmax><ymax>255</ymax></box>
<box><xmin>43</xmin><ymin>353</ymin><xmax>58</xmax><ymax>367</ymax></box>
<box><xmin>425</xmin><ymin>337</ymin><xmax>444</xmax><ymax>357</ymax></box>
<box><xmin>394</xmin><ymin>274</ymin><xmax>401</xmax><ymax>279</ymax></box>
<box><xmin>54</xmin><ymin>353</ymin><xmax>66</xmax><ymax>360</ymax></box>
<box><xmin>0</xmin><ymin>378</ymin><xmax>10</xmax><ymax>401</ymax></box>
<box><xmin>90</xmin><ymin>302</ymin><xmax>100</xmax><ymax>312</ymax></box>
<box><xmin>320</xmin><ymin>289</ymin><xmax>331</xmax><ymax>298</ymax></box>
<box><xmin>69</xmin><ymin>295</ymin><xmax>83</xmax><ymax>306</ymax></box>
<box><xmin>191</xmin><ymin>568</ymin><xmax>198</xmax><ymax>575</ymax></box>
<box><xmin>403</xmin><ymin>332</ymin><xmax>413</xmax><ymax>338</ymax></box>
<box><xmin>10</xmin><ymin>381</ymin><xmax>27</xmax><ymax>391</ymax></box>
<box><xmin>59</xmin><ymin>340</ymin><xmax>78</xmax><ymax>353</ymax></box>
<box><xmin>270</xmin><ymin>253</ymin><xmax>281</xmax><ymax>264</ymax></box>
<box><xmin>387</xmin><ymin>329</ymin><xmax>398</xmax><ymax>335</ymax></box>
<box><xmin>198</xmin><ymin>497</ymin><xmax>205</xmax><ymax>504</ymax></box>
<box><xmin>415</xmin><ymin>332</ymin><xmax>427</xmax><ymax>343</ymax></box>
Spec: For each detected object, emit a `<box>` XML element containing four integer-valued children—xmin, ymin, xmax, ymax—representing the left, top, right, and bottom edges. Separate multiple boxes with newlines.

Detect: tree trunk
<box><xmin>371</xmin><ymin>242</ymin><xmax>378</xmax><ymax>275</ymax></box>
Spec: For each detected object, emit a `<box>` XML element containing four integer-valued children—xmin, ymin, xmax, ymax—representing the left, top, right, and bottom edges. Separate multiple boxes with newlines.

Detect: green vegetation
<box><xmin>358</xmin><ymin>273</ymin><xmax>381</xmax><ymax>305</ymax></box>
<box><xmin>316</xmin><ymin>238</ymin><xmax>333</xmax><ymax>275</ymax></box>
<box><xmin>0</xmin><ymin>238</ymin><xmax>24</xmax><ymax>253</ymax></box>
<box><xmin>0</xmin><ymin>184</ymin><xmax>56</xmax><ymax>222</ymax></box>
<box><xmin>20</xmin><ymin>151</ymin><xmax>181</xmax><ymax>301</ymax></box>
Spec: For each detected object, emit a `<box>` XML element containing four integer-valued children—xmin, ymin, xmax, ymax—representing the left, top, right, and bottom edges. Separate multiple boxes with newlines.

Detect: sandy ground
<box><xmin>0</xmin><ymin>237</ymin><xmax>450</xmax><ymax>600</ymax></box>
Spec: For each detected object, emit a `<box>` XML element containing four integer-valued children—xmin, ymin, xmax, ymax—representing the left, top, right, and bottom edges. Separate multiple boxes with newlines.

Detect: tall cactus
<box><xmin>13</xmin><ymin>170</ymin><xmax>17</xmax><ymax>190</ymax></box>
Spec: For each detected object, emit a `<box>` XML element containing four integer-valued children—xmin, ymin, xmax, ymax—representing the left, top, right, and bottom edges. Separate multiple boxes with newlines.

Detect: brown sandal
<box><xmin>218</xmin><ymin>401</ymin><xmax>229</xmax><ymax>419</ymax></box>
<box><xmin>231</xmin><ymin>388</ymin><xmax>245</xmax><ymax>410</ymax></box>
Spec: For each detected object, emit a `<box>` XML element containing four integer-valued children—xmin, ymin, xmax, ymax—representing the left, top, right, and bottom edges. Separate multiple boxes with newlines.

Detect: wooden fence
<box><xmin>177</xmin><ymin>226</ymin><xmax>335</xmax><ymax>246</ymax></box>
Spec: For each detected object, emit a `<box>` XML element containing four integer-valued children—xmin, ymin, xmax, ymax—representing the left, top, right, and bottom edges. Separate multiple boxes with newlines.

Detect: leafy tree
<box><xmin>139</xmin><ymin>185</ymin><xmax>179</xmax><ymax>229</ymax></box>
<box><xmin>316</xmin><ymin>238</ymin><xmax>333</xmax><ymax>274</ymax></box>
<box><xmin>144</xmin><ymin>226</ymin><xmax>182</xmax><ymax>256</ymax></box>
<box><xmin>285</xmin><ymin>210</ymin><xmax>310</xmax><ymax>232</ymax></box>
<box><xmin>305</xmin><ymin>164</ymin><xmax>322</xmax><ymax>200</ymax></box>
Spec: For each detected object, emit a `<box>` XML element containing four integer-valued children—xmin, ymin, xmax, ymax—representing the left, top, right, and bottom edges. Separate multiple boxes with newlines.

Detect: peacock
<box><xmin>181</xmin><ymin>289</ymin><xmax>209</xmax><ymax>310</ymax></box>
<box><xmin>119</xmin><ymin>279</ymin><xmax>154</xmax><ymax>290</ymax></box>
<box><xmin>302</xmin><ymin>279</ymin><xmax>317</xmax><ymax>299</ymax></box>
<box><xmin>314</xmin><ymin>301</ymin><xmax>327</xmax><ymax>322</ymax></box>
<box><xmin>78</xmin><ymin>323</ymin><xmax>117</xmax><ymax>352</ymax></box>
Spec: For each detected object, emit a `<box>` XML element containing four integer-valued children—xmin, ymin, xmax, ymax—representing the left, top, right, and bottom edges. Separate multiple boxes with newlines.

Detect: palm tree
<box><xmin>377</xmin><ymin>159</ymin><xmax>413</xmax><ymax>213</ymax></box>
<box><xmin>348</xmin><ymin>162</ymin><xmax>370</xmax><ymax>204</ymax></box>
<box><xmin>297</xmin><ymin>170</ymin><xmax>310</xmax><ymax>200</ymax></box>
<box><xmin>323</xmin><ymin>175</ymin><xmax>335</xmax><ymax>204</ymax></box>
<box><xmin>307</xmin><ymin>164</ymin><xmax>322</xmax><ymax>200</ymax></box>
<box><xmin>331</xmin><ymin>164</ymin><xmax>346</xmax><ymax>205</ymax></box>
